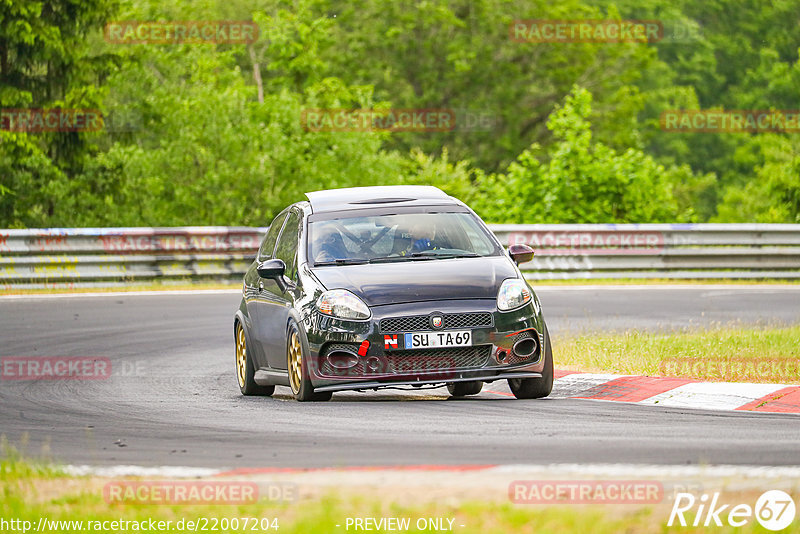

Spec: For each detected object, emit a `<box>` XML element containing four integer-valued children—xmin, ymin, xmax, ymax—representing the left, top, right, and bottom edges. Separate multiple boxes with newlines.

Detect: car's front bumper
<box><xmin>303</xmin><ymin>299</ymin><xmax>546</xmax><ymax>391</ymax></box>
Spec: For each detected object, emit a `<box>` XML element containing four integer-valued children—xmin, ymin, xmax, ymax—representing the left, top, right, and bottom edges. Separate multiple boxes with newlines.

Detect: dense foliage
<box><xmin>1</xmin><ymin>0</ymin><xmax>798</xmax><ymax>227</ymax></box>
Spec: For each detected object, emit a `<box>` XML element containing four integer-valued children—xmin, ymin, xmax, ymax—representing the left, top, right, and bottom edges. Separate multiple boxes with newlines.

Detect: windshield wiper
<box><xmin>368</xmin><ymin>255</ymin><xmax>436</xmax><ymax>263</ymax></box>
<box><xmin>314</xmin><ymin>259</ymin><xmax>369</xmax><ymax>266</ymax></box>
<box><xmin>368</xmin><ymin>251</ymin><xmax>481</xmax><ymax>263</ymax></box>
<box><xmin>414</xmin><ymin>251</ymin><xmax>482</xmax><ymax>259</ymax></box>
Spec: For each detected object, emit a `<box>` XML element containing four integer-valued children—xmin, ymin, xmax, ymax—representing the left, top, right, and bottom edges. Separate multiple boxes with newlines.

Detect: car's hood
<box><xmin>310</xmin><ymin>256</ymin><xmax>517</xmax><ymax>306</ymax></box>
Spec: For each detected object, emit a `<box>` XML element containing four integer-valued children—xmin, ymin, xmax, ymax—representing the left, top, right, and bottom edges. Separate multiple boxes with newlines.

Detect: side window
<box><xmin>274</xmin><ymin>209</ymin><xmax>301</xmax><ymax>281</ymax></box>
<box><xmin>258</xmin><ymin>212</ymin><xmax>288</xmax><ymax>260</ymax></box>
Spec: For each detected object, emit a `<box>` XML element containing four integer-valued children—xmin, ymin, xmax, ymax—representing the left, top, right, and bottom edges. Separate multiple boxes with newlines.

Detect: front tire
<box><xmin>447</xmin><ymin>381</ymin><xmax>483</xmax><ymax>397</ymax></box>
<box><xmin>236</xmin><ymin>321</ymin><xmax>275</xmax><ymax>396</ymax></box>
<box><xmin>287</xmin><ymin>321</ymin><xmax>332</xmax><ymax>402</ymax></box>
<box><xmin>508</xmin><ymin>324</ymin><xmax>553</xmax><ymax>399</ymax></box>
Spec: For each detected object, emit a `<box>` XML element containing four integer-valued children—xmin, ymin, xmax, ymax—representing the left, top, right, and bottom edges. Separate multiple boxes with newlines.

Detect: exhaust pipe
<box><xmin>326</xmin><ymin>350</ymin><xmax>359</xmax><ymax>370</ymax></box>
<box><xmin>512</xmin><ymin>337</ymin><xmax>538</xmax><ymax>359</ymax></box>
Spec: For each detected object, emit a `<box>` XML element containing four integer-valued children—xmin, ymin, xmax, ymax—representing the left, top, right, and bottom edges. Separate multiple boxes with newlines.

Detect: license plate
<box><xmin>400</xmin><ymin>330</ymin><xmax>472</xmax><ymax>350</ymax></box>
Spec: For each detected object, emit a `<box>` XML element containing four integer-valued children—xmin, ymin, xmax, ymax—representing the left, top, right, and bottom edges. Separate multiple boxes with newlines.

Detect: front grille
<box><xmin>380</xmin><ymin>312</ymin><xmax>493</xmax><ymax>332</ymax></box>
<box><xmin>317</xmin><ymin>343</ymin><xmax>492</xmax><ymax>378</ymax></box>
<box><xmin>325</xmin><ymin>343</ymin><xmax>357</xmax><ymax>354</ymax></box>
<box><xmin>385</xmin><ymin>345</ymin><xmax>491</xmax><ymax>372</ymax></box>
<box><xmin>444</xmin><ymin>312</ymin><xmax>493</xmax><ymax>329</ymax></box>
<box><xmin>380</xmin><ymin>315</ymin><xmax>429</xmax><ymax>332</ymax></box>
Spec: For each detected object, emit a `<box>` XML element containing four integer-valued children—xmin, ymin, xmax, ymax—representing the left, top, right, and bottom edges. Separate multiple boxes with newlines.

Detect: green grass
<box><xmin>1</xmin><ymin>437</ymin><xmax>63</xmax><ymax>481</ymax></box>
<box><xmin>555</xmin><ymin>325</ymin><xmax>800</xmax><ymax>382</ymax></box>
<box><xmin>0</xmin><ymin>453</ymin><xmax>641</xmax><ymax>534</ymax></box>
<box><xmin>2</xmin><ymin>451</ymin><xmax>798</xmax><ymax>533</ymax></box>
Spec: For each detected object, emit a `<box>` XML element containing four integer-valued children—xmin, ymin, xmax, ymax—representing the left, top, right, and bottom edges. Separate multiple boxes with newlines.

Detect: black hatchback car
<box><xmin>234</xmin><ymin>186</ymin><xmax>552</xmax><ymax>401</ymax></box>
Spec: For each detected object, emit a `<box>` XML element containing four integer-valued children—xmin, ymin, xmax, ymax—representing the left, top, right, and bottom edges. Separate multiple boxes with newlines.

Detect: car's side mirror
<box><xmin>257</xmin><ymin>258</ymin><xmax>286</xmax><ymax>279</ymax></box>
<box><xmin>256</xmin><ymin>259</ymin><xmax>295</xmax><ymax>292</ymax></box>
<box><xmin>508</xmin><ymin>244</ymin><xmax>535</xmax><ymax>265</ymax></box>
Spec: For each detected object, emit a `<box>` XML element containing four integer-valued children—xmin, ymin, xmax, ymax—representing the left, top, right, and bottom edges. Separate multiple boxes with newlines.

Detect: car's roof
<box><xmin>305</xmin><ymin>186</ymin><xmax>458</xmax><ymax>213</ymax></box>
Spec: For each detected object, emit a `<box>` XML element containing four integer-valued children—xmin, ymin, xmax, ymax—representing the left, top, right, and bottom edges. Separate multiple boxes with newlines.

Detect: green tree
<box><xmin>714</xmin><ymin>134</ymin><xmax>800</xmax><ymax>223</ymax></box>
<box><xmin>603</xmin><ymin>0</ymin><xmax>800</xmax><ymax>219</ymax></box>
<box><xmin>0</xmin><ymin>0</ymin><xmax>120</xmax><ymax>227</ymax></box>
<box><xmin>61</xmin><ymin>4</ymin><xmax>408</xmax><ymax>226</ymax></box>
<box><xmin>469</xmin><ymin>87</ymin><xmax>710</xmax><ymax>223</ymax></box>
<box><xmin>318</xmin><ymin>0</ymin><xmax>658</xmax><ymax>173</ymax></box>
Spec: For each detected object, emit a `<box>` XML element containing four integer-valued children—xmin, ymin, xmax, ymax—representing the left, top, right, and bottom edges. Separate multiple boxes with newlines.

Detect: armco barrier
<box><xmin>0</xmin><ymin>227</ymin><xmax>266</xmax><ymax>289</ymax></box>
<box><xmin>0</xmin><ymin>224</ymin><xmax>799</xmax><ymax>288</ymax></box>
<box><xmin>492</xmin><ymin>224</ymin><xmax>800</xmax><ymax>280</ymax></box>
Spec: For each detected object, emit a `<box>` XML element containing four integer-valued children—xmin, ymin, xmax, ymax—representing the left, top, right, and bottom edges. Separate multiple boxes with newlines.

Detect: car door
<box><xmin>246</xmin><ymin>210</ymin><xmax>288</xmax><ymax>369</ymax></box>
<box><xmin>259</xmin><ymin>207</ymin><xmax>302</xmax><ymax>370</ymax></box>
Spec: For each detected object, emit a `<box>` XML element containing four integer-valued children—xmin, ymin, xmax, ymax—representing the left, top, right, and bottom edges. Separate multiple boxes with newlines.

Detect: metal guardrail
<box><xmin>492</xmin><ymin>224</ymin><xmax>800</xmax><ymax>280</ymax></box>
<box><xmin>0</xmin><ymin>227</ymin><xmax>266</xmax><ymax>289</ymax></box>
<box><xmin>1</xmin><ymin>224</ymin><xmax>799</xmax><ymax>288</ymax></box>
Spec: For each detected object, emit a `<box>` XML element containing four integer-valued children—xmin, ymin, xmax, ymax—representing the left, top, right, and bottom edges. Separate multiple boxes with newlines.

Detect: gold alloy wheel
<box><xmin>288</xmin><ymin>330</ymin><xmax>302</xmax><ymax>394</ymax></box>
<box><xmin>236</xmin><ymin>324</ymin><xmax>247</xmax><ymax>388</ymax></box>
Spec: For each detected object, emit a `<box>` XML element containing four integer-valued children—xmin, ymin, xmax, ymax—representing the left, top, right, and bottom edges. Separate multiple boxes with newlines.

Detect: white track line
<box><xmin>494</xmin><ymin>463</ymin><xmax>800</xmax><ymax>479</ymax></box>
<box><xmin>63</xmin><ymin>465</ymin><xmax>221</xmax><ymax>477</ymax></box>
<box><xmin>60</xmin><ymin>463</ymin><xmax>800</xmax><ymax>479</ymax></box>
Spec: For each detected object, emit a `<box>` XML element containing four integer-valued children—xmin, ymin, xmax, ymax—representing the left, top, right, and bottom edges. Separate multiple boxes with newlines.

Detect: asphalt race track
<box><xmin>1</xmin><ymin>285</ymin><xmax>799</xmax><ymax>469</ymax></box>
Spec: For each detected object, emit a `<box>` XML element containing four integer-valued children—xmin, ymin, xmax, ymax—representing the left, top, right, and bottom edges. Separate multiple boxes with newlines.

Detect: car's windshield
<box><xmin>308</xmin><ymin>211</ymin><xmax>501</xmax><ymax>266</ymax></box>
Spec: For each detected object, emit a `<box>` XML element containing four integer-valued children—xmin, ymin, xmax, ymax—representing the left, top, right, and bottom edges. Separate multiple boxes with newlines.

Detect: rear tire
<box><xmin>287</xmin><ymin>321</ymin><xmax>332</xmax><ymax>402</ymax></box>
<box><xmin>447</xmin><ymin>381</ymin><xmax>483</xmax><ymax>397</ymax></box>
<box><xmin>508</xmin><ymin>324</ymin><xmax>553</xmax><ymax>399</ymax></box>
<box><xmin>236</xmin><ymin>321</ymin><xmax>275</xmax><ymax>396</ymax></box>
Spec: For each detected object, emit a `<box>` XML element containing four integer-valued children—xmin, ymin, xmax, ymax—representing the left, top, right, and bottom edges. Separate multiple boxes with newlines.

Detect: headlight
<box><xmin>316</xmin><ymin>289</ymin><xmax>371</xmax><ymax>320</ymax></box>
<box><xmin>497</xmin><ymin>279</ymin><xmax>532</xmax><ymax>311</ymax></box>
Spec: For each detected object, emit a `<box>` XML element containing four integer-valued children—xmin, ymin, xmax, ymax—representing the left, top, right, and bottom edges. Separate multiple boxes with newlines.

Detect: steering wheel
<box><xmin>331</xmin><ymin>221</ymin><xmax>391</xmax><ymax>256</ymax></box>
